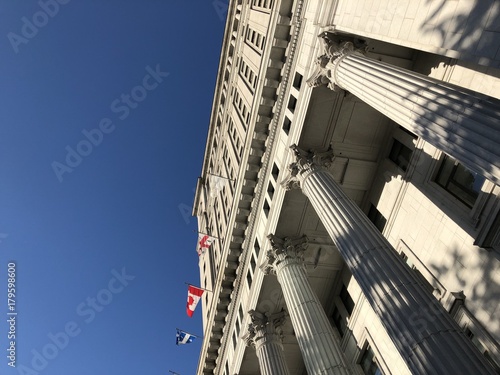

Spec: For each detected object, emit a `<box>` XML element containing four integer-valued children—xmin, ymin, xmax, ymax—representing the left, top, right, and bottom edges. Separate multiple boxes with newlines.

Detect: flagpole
<box><xmin>168</xmin><ymin>371</ymin><xmax>181</xmax><ymax>375</ymax></box>
<box><xmin>185</xmin><ymin>282</ymin><xmax>212</xmax><ymax>293</ymax></box>
<box><xmin>176</xmin><ymin>328</ymin><xmax>203</xmax><ymax>339</ymax></box>
<box><xmin>193</xmin><ymin>229</ymin><xmax>219</xmax><ymax>239</ymax></box>
<box><xmin>206</xmin><ymin>172</ymin><xmax>235</xmax><ymax>182</ymax></box>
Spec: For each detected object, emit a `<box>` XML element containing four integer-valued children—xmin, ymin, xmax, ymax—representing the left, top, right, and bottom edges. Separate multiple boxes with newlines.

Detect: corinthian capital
<box><xmin>307</xmin><ymin>32</ymin><xmax>366</xmax><ymax>91</ymax></box>
<box><xmin>245</xmin><ymin>309</ymin><xmax>288</xmax><ymax>348</ymax></box>
<box><xmin>283</xmin><ymin>144</ymin><xmax>335</xmax><ymax>190</ymax></box>
<box><xmin>261</xmin><ymin>234</ymin><xmax>309</xmax><ymax>274</ymax></box>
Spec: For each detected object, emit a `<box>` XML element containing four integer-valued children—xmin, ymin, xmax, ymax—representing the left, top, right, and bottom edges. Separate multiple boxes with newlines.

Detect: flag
<box><xmin>197</xmin><ymin>233</ymin><xmax>215</xmax><ymax>256</ymax></box>
<box><xmin>176</xmin><ymin>329</ymin><xmax>196</xmax><ymax>345</ymax></box>
<box><xmin>209</xmin><ymin>175</ymin><xmax>225</xmax><ymax>198</ymax></box>
<box><xmin>186</xmin><ymin>285</ymin><xmax>204</xmax><ymax>317</ymax></box>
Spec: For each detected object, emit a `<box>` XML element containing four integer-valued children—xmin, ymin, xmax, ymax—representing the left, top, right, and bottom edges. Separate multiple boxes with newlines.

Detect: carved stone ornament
<box><xmin>306</xmin><ymin>32</ymin><xmax>366</xmax><ymax>91</ymax></box>
<box><xmin>244</xmin><ymin>309</ymin><xmax>287</xmax><ymax>347</ymax></box>
<box><xmin>284</xmin><ymin>144</ymin><xmax>335</xmax><ymax>190</ymax></box>
<box><xmin>261</xmin><ymin>234</ymin><xmax>309</xmax><ymax>274</ymax></box>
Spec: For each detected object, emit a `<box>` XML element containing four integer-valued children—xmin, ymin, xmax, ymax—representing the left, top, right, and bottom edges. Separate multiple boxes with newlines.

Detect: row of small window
<box><xmin>239</xmin><ymin>59</ymin><xmax>257</xmax><ymax>91</ymax></box>
<box><xmin>232</xmin><ymin>89</ymin><xmax>250</xmax><ymax>126</ymax></box>
<box><xmin>246</xmin><ymin>239</ymin><xmax>260</xmax><ymax>290</ymax></box>
<box><xmin>263</xmin><ymin>164</ymin><xmax>280</xmax><ymax>218</ymax></box>
<box><xmin>221</xmin><ymin>145</ymin><xmax>236</xmax><ymax>183</ymax></box>
<box><xmin>282</xmin><ymin>73</ymin><xmax>303</xmax><ymax>136</ymax></box>
<box><xmin>245</xmin><ymin>27</ymin><xmax>265</xmax><ymax>53</ymax></box>
<box><xmin>227</xmin><ymin>117</ymin><xmax>243</xmax><ymax>161</ymax></box>
<box><xmin>251</xmin><ymin>0</ymin><xmax>273</xmax><ymax>11</ymax></box>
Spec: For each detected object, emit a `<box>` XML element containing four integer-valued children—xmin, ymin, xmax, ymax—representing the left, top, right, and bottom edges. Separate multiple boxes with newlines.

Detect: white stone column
<box><xmin>263</xmin><ymin>235</ymin><xmax>351</xmax><ymax>375</ymax></box>
<box><xmin>309</xmin><ymin>34</ymin><xmax>500</xmax><ymax>184</ymax></box>
<box><xmin>244</xmin><ymin>310</ymin><xmax>291</xmax><ymax>375</ymax></box>
<box><xmin>286</xmin><ymin>144</ymin><xmax>496</xmax><ymax>374</ymax></box>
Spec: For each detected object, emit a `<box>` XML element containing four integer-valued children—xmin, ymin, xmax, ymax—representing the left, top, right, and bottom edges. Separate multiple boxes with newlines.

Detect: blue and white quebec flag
<box><xmin>176</xmin><ymin>329</ymin><xmax>195</xmax><ymax>345</ymax></box>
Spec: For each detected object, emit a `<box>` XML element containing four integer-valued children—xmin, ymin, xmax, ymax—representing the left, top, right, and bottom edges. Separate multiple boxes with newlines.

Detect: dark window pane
<box><xmin>340</xmin><ymin>284</ymin><xmax>355</xmax><ymax>316</ymax></box>
<box><xmin>435</xmin><ymin>155</ymin><xmax>485</xmax><ymax>208</ymax></box>
<box><xmin>332</xmin><ymin>307</ymin><xmax>346</xmax><ymax>337</ymax></box>
<box><xmin>368</xmin><ymin>204</ymin><xmax>386</xmax><ymax>233</ymax></box>
<box><xmin>359</xmin><ymin>345</ymin><xmax>383</xmax><ymax>375</ymax></box>
<box><xmin>293</xmin><ymin>72</ymin><xmax>303</xmax><ymax>89</ymax></box>
<box><xmin>389</xmin><ymin>139</ymin><xmax>412</xmax><ymax>172</ymax></box>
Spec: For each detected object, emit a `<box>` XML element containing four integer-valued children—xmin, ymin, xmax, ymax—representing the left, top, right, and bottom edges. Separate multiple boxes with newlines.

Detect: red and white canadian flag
<box><xmin>186</xmin><ymin>285</ymin><xmax>204</xmax><ymax>317</ymax></box>
<box><xmin>197</xmin><ymin>233</ymin><xmax>215</xmax><ymax>256</ymax></box>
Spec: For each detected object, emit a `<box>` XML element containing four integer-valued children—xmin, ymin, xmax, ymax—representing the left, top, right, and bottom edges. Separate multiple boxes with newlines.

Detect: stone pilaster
<box><xmin>286</xmin><ymin>144</ymin><xmax>496</xmax><ymax>374</ymax></box>
<box><xmin>308</xmin><ymin>32</ymin><xmax>500</xmax><ymax>184</ymax></box>
<box><xmin>263</xmin><ymin>235</ymin><xmax>351</xmax><ymax>375</ymax></box>
<box><xmin>244</xmin><ymin>310</ymin><xmax>290</xmax><ymax>375</ymax></box>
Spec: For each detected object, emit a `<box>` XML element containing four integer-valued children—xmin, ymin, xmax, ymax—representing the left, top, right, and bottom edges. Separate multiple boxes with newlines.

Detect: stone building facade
<box><xmin>193</xmin><ymin>1</ymin><xmax>500</xmax><ymax>374</ymax></box>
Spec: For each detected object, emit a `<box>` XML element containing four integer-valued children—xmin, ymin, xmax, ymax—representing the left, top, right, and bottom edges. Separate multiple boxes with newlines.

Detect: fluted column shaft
<box><xmin>255</xmin><ymin>335</ymin><xmax>289</xmax><ymax>375</ymax></box>
<box><xmin>288</xmin><ymin>146</ymin><xmax>496</xmax><ymax>374</ymax></box>
<box><xmin>337</xmin><ymin>52</ymin><xmax>500</xmax><ymax>183</ymax></box>
<box><xmin>314</xmin><ymin>36</ymin><xmax>500</xmax><ymax>184</ymax></box>
<box><xmin>245</xmin><ymin>310</ymin><xmax>290</xmax><ymax>375</ymax></box>
<box><xmin>265</xmin><ymin>236</ymin><xmax>350</xmax><ymax>375</ymax></box>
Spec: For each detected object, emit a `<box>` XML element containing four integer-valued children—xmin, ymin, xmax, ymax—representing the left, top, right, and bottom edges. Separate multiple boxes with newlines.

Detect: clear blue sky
<box><xmin>0</xmin><ymin>1</ymin><xmax>226</xmax><ymax>374</ymax></box>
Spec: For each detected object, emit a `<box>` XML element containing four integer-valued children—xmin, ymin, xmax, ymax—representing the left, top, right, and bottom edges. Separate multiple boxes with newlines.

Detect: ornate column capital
<box><xmin>307</xmin><ymin>32</ymin><xmax>366</xmax><ymax>91</ymax></box>
<box><xmin>244</xmin><ymin>309</ymin><xmax>287</xmax><ymax>349</ymax></box>
<box><xmin>262</xmin><ymin>234</ymin><xmax>309</xmax><ymax>274</ymax></box>
<box><xmin>284</xmin><ymin>144</ymin><xmax>335</xmax><ymax>190</ymax></box>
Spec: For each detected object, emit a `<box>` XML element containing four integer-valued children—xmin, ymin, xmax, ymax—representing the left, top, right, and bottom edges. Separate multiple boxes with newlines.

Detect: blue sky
<box><xmin>0</xmin><ymin>1</ymin><xmax>226</xmax><ymax>374</ymax></box>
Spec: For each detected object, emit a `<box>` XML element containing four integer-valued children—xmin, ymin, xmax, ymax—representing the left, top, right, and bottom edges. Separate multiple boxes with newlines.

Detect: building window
<box><xmin>267</xmin><ymin>181</ymin><xmax>275</xmax><ymax>200</ymax></box>
<box><xmin>254</xmin><ymin>238</ymin><xmax>260</xmax><ymax>256</ymax></box>
<box><xmin>452</xmin><ymin>302</ymin><xmax>500</xmax><ymax>372</ymax></box>
<box><xmin>263</xmin><ymin>199</ymin><xmax>270</xmax><ymax>217</ymax></box>
<box><xmin>239</xmin><ymin>59</ymin><xmax>257</xmax><ymax>91</ymax></box>
<box><xmin>233</xmin><ymin>89</ymin><xmax>250</xmax><ymax>127</ymax></box>
<box><xmin>389</xmin><ymin>139</ymin><xmax>412</xmax><ymax>172</ymax></box>
<box><xmin>247</xmin><ymin>250</ymin><xmax>258</xmax><ymax>289</ymax></box>
<box><xmin>252</xmin><ymin>0</ymin><xmax>273</xmax><ymax>11</ymax></box>
<box><xmin>332</xmin><ymin>284</ymin><xmax>355</xmax><ymax>337</ymax></box>
<box><xmin>287</xmin><ymin>95</ymin><xmax>297</xmax><ymax>113</ymax></box>
<box><xmin>368</xmin><ymin>204</ymin><xmax>386</xmax><ymax>233</ymax></box>
<box><xmin>359</xmin><ymin>344</ymin><xmax>383</xmax><ymax>375</ymax></box>
<box><xmin>480</xmin><ymin>210</ymin><xmax>500</xmax><ymax>250</ymax></box>
<box><xmin>239</xmin><ymin>305</ymin><xmax>244</xmax><ymax>321</ymax></box>
<box><xmin>236</xmin><ymin>317</ymin><xmax>241</xmax><ymax>336</ymax></box>
<box><xmin>293</xmin><ymin>72</ymin><xmax>303</xmax><ymax>89</ymax></box>
<box><xmin>247</xmin><ymin>269</ymin><xmax>253</xmax><ymax>289</ymax></box>
<box><xmin>282</xmin><ymin>116</ymin><xmax>291</xmax><ymax>135</ymax></box>
<box><xmin>434</xmin><ymin>154</ymin><xmax>485</xmax><ymax>208</ymax></box>
<box><xmin>272</xmin><ymin>164</ymin><xmax>280</xmax><ymax>182</ymax></box>
<box><xmin>400</xmin><ymin>252</ymin><xmax>434</xmax><ymax>294</ymax></box>
<box><xmin>245</xmin><ymin>26</ymin><xmax>266</xmax><ymax>52</ymax></box>
<box><xmin>340</xmin><ymin>284</ymin><xmax>355</xmax><ymax>315</ymax></box>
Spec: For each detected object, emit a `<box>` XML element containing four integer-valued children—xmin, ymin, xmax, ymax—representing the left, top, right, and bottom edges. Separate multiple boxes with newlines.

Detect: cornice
<box><xmin>202</xmin><ymin>0</ymin><xmax>306</xmax><ymax>373</ymax></box>
<box><xmin>197</xmin><ymin>0</ymin><xmax>303</xmax><ymax>375</ymax></box>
